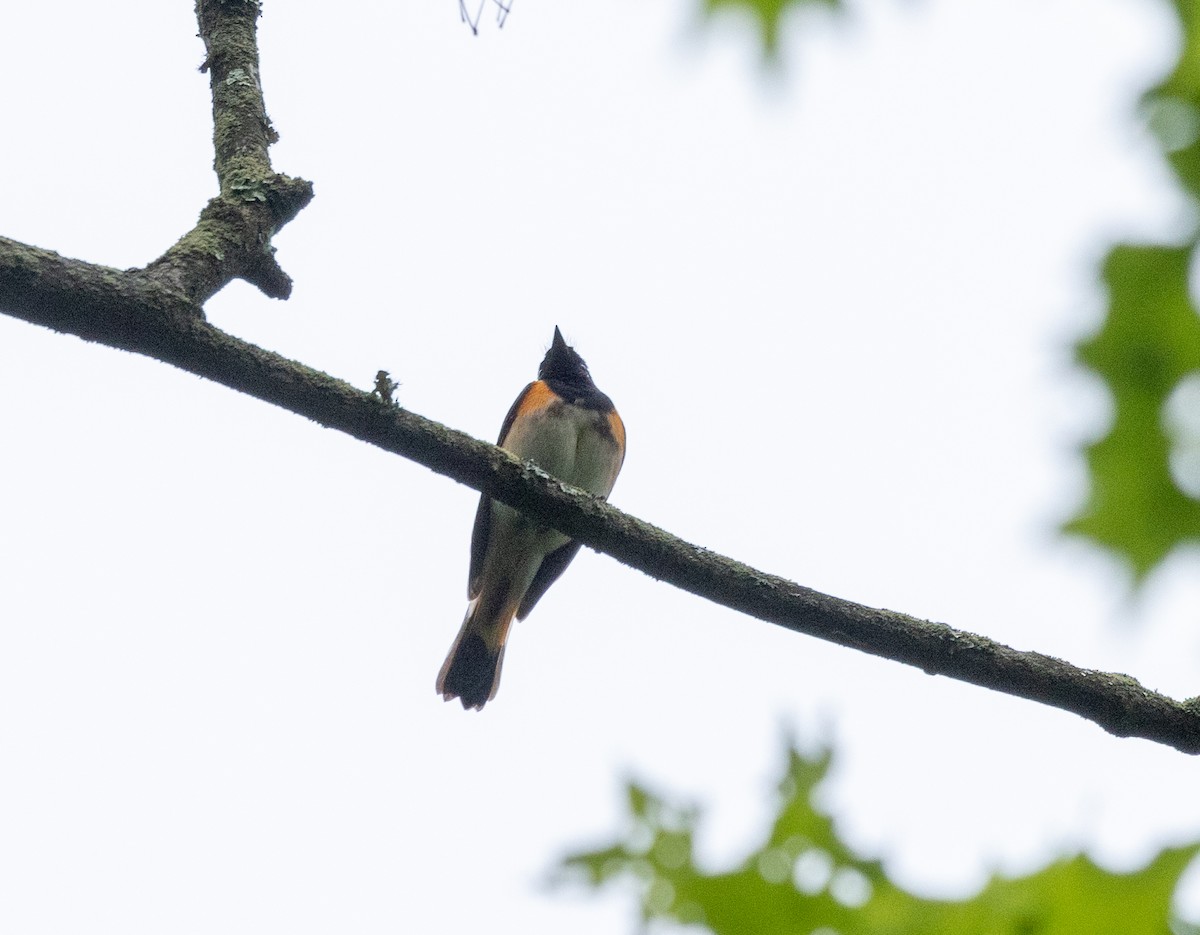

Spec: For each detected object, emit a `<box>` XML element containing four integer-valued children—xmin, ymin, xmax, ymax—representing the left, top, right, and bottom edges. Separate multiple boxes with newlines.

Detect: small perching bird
<box><xmin>437</xmin><ymin>327</ymin><xmax>626</xmax><ymax>710</ymax></box>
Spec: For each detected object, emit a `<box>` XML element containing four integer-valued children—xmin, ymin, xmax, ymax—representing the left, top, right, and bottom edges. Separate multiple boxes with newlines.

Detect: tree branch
<box><xmin>143</xmin><ymin>0</ymin><xmax>313</xmax><ymax>304</ymax></box>
<box><xmin>3</xmin><ymin>0</ymin><xmax>1198</xmax><ymax>756</ymax></box>
<box><xmin>0</xmin><ymin>239</ymin><xmax>1198</xmax><ymax>754</ymax></box>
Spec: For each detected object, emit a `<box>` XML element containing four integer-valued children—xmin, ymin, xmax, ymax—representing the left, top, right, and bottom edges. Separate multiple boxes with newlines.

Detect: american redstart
<box><xmin>437</xmin><ymin>327</ymin><xmax>626</xmax><ymax>710</ymax></box>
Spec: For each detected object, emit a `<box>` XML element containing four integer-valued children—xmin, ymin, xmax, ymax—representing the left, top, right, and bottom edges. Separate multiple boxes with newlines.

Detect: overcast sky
<box><xmin>2</xmin><ymin>0</ymin><xmax>1199</xmax><ymax>932</ymax></box>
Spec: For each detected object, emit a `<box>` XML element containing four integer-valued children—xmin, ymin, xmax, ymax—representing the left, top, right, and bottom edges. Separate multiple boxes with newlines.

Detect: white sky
<box><xmin>2</xmin><ymin>0</ymin><xmax>1199</xmax><ymax>932</ymax></box>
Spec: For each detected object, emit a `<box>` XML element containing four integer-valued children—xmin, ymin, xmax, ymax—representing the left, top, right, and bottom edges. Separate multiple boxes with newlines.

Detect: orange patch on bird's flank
<box><xmin>607</xmin><ymin>411</ymin><xmax>626</xmax><ymax>450</ymax></box>
<box><xmin>516</xmin><ymin>380</ymin><xmax>558</xmax><ymax>418</ymax></box>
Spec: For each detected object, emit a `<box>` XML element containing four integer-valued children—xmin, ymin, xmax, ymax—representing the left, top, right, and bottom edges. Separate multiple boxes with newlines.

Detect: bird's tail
<box><xmin>436</xmin><ymin>597</ymin><xmax>513</xmax><ymax>711</ymax></box>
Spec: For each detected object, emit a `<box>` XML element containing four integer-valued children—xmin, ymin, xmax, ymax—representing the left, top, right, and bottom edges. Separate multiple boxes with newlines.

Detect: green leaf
<box><xmin>557</xmin><ymin>736</ymin><xmax>1200</xmax><ymax>934</ymax></box>
<box><xmin>700</xmin><ymin>0</ymin><xmax>843</xmax><ymax>60</ymax></box>
<box><xmin>1064</xmin><ymin>244</ymin><xmax>1200</xmax><ymax>580</ymax></box>
<box><xmin>1067</xmin><ymin>0</ymin><xmax>1200</xmax><ymax>581</ymax></box>
<box><xmin>1147</xmin><ymin>0</ymin><xmax>1200</xmax><ymax>200</ymax></box>
<box><xmin>627</xmin><ymin>781</ymin><xmax>651</xmax><ymax>819</ymax></box>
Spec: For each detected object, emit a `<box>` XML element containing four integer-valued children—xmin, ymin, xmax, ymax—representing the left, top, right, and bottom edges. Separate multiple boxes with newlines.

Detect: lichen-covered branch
<box><xmin>0</xmin><ymin>237</ymin><xmax>198</xmax><ymax>336</ymax></box>
<box><xmin>144</xmin><ymin>0</ymin><xmax>313</xmax><ymax>304</ymax></box>
<box><xmin>2</xmin><ymin>0</ymin><xmax>1198</xmax><ymax>756</ymax></box>
<box><xmin>196</xmin><ymin>0</ymin><xmax>277</xmax><ymax>189</ymax></box>
<box><xmin>0</xmin><ymin>242</ymin><xmax>1198</xmax><ymax>754</ymax></box>
<box><xmin>145</xmin><ymin>179</ymin><xmax>312</xmax><ymax>303</ymax></box>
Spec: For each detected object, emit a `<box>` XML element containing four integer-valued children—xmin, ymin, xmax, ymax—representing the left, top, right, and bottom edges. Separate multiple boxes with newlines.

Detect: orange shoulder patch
<box><xmin>516</xmin><ymin>380</ymin><xmax>558</xmax><ymax>418</ymax></box>
<box><xmin>607</xmin><ymin>410</ymin><xmax>626</xmax><ymax>451</ymax></box>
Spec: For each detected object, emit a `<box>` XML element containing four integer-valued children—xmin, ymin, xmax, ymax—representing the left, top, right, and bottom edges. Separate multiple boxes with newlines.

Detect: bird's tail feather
<box><xmin>436</xmin><ymin>597</ymin><xmax>513</xmax><ymax>711</ymax></box>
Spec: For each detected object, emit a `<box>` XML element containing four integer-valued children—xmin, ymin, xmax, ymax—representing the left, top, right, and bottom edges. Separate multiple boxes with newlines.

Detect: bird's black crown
<box><xmin>538</xmin><ymin>326</ymin><xmax>594</xmax><ymax>389</ymax></box>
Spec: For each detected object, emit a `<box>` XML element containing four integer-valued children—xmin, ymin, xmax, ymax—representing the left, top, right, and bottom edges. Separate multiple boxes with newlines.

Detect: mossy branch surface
<box><xmin>1</xmin><ymin>3</ymin><xmax>1198</xmax><ymax>755</ymax></box>
<box><xmin>1</xmin><ymin>234</ymin><xmax>1199</xmax><ymax>754</ymax></box>
<box><xmin>143</xmin><ymin>0</ymin><xmax>313</xmax><ymax>303</ymax></box>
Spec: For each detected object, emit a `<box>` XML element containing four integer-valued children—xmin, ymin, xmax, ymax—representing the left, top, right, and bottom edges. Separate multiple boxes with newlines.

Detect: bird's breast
<box><xmin>502</xmin><ymin>400</ymin><xmax>623</xmax><ymax>498</ymax></box>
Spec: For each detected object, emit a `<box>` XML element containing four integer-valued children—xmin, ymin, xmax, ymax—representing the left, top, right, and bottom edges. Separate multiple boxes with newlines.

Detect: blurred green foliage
<box><xmin>1064</xmin><ymin>0</ymin><xmax>1200</xmax><ymax>581</ymax></box>
<box><xmin>1066</xmin><ymin>246</ymin><xmax>1200</xmax><ymax>577</ymax></box>
<box><xmin>720</xmin><ymin>0</ymin><xmax>1200</xmax><ymax>580</ymax></box>
<box><xmin>555</xmin><ymin>5</ymin><xmax>1200</xmax><ymax>930</ymax></box>
<box><xmin>557</xmin><ymin>738</ymin><xmax>1200</xmax><ymax>934</ymax></box>
<box><xmin>700</xmin><ymin>0</ymin><xmax>843</xmax><ymax>59</ymax></box>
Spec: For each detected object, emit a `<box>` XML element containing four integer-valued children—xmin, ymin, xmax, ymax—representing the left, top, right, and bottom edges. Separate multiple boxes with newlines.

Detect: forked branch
<box><xmin>0</xmin><ymin>2</ymin><xmax>1198</xmax><ymax>755</ymax></box>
